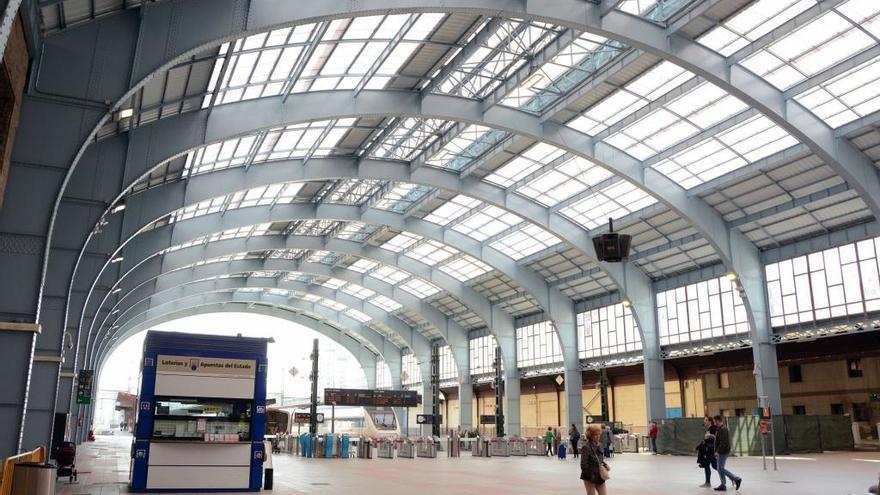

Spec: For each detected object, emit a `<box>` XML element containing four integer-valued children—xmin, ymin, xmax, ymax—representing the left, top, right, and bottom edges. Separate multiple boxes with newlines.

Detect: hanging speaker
<box><xmin>592</xmin><ymin>218</ymin><xmax>632</xmax><ymax>262</ymax></box>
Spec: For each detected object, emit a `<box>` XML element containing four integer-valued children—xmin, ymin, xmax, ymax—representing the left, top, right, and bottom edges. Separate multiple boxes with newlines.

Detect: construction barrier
<box><xmin>0</xmin><ymin>446</ymin><xmax>46</xmax><ymax>495</ymax></box>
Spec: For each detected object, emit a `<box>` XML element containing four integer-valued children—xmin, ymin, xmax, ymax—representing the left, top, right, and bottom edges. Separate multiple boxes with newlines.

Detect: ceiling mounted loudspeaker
<box><xmin>592</xmin><ymin>218</ymin><xmax>632</xmax><ymax>263</ymax></box>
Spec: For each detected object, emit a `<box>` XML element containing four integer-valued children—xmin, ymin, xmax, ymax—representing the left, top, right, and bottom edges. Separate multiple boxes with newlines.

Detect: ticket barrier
<box><xmin>614</xmin><ymin>434</ymin><xmax>640</xmax><ymax>453</ymax></box>
<box><xmin>376</xmin><ymin>438</ymin><xmax>394</xmax><ymax>459</ymax></box>
<box><xmin>447</xmin><ymin>435</ymin><xmax>460</xmax><ymax>457</ymax></box>
<box><xmin>356</xmin><ymin>437</ymin><xmax>372</xmax><ymax>459</ymax></box>
<box><xmin>415</xmin><ymin>438</ymin><xmax>437</xmax><ymax>458</ymax></box>
<box><xmin>459</xmin><ymin>437</ymin><xmax>475</xmax><ymax>451</ymax></box>
<box><xmin>299</xmin><ymin>433</ymin><xmax>315</xmax><ymax>458</ymax></box>
<box><xmin>472</xmin><ymin>438</ymin><xmax>490</xmax><ymax>457</ymax></box>
<box><xmin>339</xmin><ymin>434</ymin><xmax>350</xmax><ymax>458</ymax></box>
<box><xmin>322</xmin><ymin>434</ymin><xmax>335</xmax><ymax>458</ymax></box>
<box><xmin>508</xmin><ymin>437</ymin><xmax>527</xmax><ymax>456</ymax></box>
<box><xmin>397</xmin><ymin>438</ymin><xmax>415</xmax><ymax>459</ymax></box>
<box><xmin>526</xmin><ymin>437</ymin><xmax>544</xmax><ymax>455</ymax></box>
<box><xmin>488</xmin><ymin>437</ymin><xmax>510</xmax><ymax>457</ymax></box>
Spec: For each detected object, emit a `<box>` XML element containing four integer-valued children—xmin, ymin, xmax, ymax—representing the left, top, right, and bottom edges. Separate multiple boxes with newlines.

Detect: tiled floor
<box><xmin>57</xmin><ymin>434</ymin><xmax>880</xmax><ymax>494</ymax></box>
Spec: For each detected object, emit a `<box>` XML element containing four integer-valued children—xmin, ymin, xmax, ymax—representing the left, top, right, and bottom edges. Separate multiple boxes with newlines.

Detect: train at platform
<box><xmin>266</xmin><ymin>405</ymin><xmax>400</xmax><ymax>438</ymax></box>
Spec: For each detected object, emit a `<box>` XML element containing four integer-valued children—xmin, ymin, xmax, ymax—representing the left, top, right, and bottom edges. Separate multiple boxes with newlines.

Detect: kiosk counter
<box><xmin>130</xmin><ymin>331</ymin><xmax>269</xmax><ymax>492</ymax></box>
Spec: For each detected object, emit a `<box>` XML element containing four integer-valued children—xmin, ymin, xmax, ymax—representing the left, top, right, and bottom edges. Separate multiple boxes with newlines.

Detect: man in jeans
<box><xmin>713</xmin><ymin>415</ymin><xmax>742</xmax><ymax>491</ymax></box>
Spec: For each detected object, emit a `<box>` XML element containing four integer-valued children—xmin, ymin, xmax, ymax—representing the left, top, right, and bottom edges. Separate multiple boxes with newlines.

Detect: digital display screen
<box><xmin>324</xmin><ymin>388</ymin><xmax>418</xmax><ymax>407</ymax></box>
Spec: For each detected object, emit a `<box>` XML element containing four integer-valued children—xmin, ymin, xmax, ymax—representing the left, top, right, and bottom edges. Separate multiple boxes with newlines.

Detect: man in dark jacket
<box><xmin>713</xmin><ymin>415</ymin><xmax>742</xmax><ymax>491</ymax></box>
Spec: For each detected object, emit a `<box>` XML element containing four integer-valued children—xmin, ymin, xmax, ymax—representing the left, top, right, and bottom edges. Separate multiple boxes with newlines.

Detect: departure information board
<box><xmin>324</xmin><ymin>388</ymin><xmax>418</xmax><ymax>407</ymax></box>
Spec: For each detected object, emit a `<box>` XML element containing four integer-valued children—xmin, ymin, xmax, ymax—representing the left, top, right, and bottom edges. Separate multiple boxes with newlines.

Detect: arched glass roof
<box><xmin>42</xmin><ymin>0</ymin><xmax>880</xmax><ymax>372</ymax></box>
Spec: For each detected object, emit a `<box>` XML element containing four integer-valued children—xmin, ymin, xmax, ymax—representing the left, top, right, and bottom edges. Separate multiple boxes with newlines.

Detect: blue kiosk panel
<box><xmin>130</xmin><ymin>331</ymin><xmax>268</xmax><ymax>492</ymax></box>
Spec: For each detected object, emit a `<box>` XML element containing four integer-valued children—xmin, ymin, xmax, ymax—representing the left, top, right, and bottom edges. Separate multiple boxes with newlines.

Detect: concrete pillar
<box><xmin>557</xmin><ymin>315</ymin><xmax>585</xmax><ymax>430</ymax></box>
<box><xmin>634</xmin><ymin>293</ymin><xmax>666</xmax><ymax>422</ymax></box>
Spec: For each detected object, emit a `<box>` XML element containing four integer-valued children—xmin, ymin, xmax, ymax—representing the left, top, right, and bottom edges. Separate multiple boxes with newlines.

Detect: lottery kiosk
<box><xmin>130</xmin><ymin>331</ymin><xmax>268</xmax><ymax>492</ymax></box>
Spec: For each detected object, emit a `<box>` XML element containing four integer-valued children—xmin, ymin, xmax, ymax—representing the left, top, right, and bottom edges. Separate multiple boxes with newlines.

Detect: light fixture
<box><xmin>522</xmin><ymin>73</ymin><xmax>545</xmax><ymax>89</ymax></box>
<box><xmin>621</xmin><ymin>299</ymin><xmax>632</xmax><ymax>308</ymax></box>
<box><xmin>111</xmin><ymin>256</ymin><xmax>124</xmax><ymax>263</ymax></box>
<box><xmin>115</xmin><ymin>108</ymin><xmax>134</xmax><ymax>120</ymax></box>
<box><xmin>111</xmin><ymin>203</ymin><xmax>126</xmax><ymax>214</ymax></box>
<box><xmin>111</xmin><ymin>287</ymin><xmax>122</xmax><ymax>294</ymax></box>
<box><xmin>724</xmin><ymin>272</ymin><xmax>738</xmax><ymax>281</ymax></box>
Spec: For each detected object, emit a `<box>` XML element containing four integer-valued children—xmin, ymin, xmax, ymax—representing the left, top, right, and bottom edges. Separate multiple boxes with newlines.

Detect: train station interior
<box><xmin>0</xmin><ymin>0</ymin><xmax>880</xmax><ymax>493</ymax></box>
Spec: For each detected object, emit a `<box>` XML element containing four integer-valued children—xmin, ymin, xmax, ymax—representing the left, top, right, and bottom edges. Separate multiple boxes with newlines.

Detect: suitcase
<box><xmin>557</xmin><ymin>442</ymin><xmax>566</xmax><ymax>459</ymax></box>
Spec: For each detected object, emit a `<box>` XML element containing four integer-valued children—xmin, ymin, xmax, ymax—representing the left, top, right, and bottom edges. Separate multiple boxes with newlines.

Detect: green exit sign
<box><xmin>870</xmin><ymin>392</ymin><xmax>879</xmax><ymax>402</ymax></box>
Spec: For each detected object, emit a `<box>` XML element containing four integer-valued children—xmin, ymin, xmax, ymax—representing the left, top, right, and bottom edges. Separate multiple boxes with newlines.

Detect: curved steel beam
<box><xmin>99</xmin><ymin>270</ymin><xmax>469</xmax><ymax>377</ymax></box>
<box><xmin>95</xmin><ymin>301</ymin><xmax>385</xmax><ymax>392</ymax></box>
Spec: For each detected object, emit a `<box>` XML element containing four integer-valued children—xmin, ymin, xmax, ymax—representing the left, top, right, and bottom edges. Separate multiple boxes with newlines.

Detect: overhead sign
<box><xmin>76</xmin><ymin>370</ymin><xmax>94</xmax><ymax>405</ymax></box>
<box><xmin>294</xmin><ymin>412</ymin><xmax>325</xmax><ymax>424</ymax></box>
<box><xmin>480</xmin><ymin>415</ymin><xmax>499</xmax><ymax>425</ymax></box>
<box><xmin>417</xmin><ymin>414</ymin><xmax>442</xmax><ymax>425</ymax></box>
<box><xmin>324</xmin><ymin>388</ymin><xmax>418</xmax><ymax>408</ymax></box>
<box><xmin>156</xmin><ymin>354</ymin><xmax>256</xmax><ymax>378</ymax></box>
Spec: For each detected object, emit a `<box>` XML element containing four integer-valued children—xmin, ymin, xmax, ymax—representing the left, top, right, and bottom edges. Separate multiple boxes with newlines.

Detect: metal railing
<box><xmin>0</xmin><ymin>446</ymin><xmax>47</xmax><ymax>495</ymax></box>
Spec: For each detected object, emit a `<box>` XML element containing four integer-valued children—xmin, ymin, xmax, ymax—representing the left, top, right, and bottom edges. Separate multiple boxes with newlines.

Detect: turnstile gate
<box><xmin>415</xmin><ymin>438</ymin><xmax>437</xmax><ymax>458</ymax></box>
<box><xmin>488</xmin><ymin>437</ymin><xmax>510</xmax><ymax>457</ymax></box>
<box><xmin>397</xmin><ymin>439</ymin><xmax>415</xmax><ymax>458</ymax></box>
<box><xmin>376</xmin><ymin>439</ymin><xmax>394</xmax><ymax>459</ymax></box>
<box><xmin>508</xmin><ymin>437</ymin><xmax>527</xmax><ymax>456</ymax></box>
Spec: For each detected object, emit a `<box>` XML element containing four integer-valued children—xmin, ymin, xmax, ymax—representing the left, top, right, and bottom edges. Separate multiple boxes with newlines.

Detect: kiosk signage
<box><xmin>156</xmin><ymin>355</ymin><xmax>256</xmax><ymax>378</ymax></box>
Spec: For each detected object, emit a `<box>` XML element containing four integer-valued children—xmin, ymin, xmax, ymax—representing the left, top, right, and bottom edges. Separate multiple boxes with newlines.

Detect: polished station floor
<box><xmin>59</xmin><ymin>434</ymin><xmax>879</xmax><ymax>495</ymax></box>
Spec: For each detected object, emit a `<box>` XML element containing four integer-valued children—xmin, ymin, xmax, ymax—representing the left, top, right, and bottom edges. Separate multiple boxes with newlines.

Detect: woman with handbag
<box><xmin>580</xmin><ymin>424</ymin><xmax>610</xmax><ymax>495</ymax></box>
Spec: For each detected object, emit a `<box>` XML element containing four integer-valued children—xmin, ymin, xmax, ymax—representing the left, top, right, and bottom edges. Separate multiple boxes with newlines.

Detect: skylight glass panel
<box><xmin>371</xmin><ymin>118</ymin><xmax>452</xmax><ymax>161</ymax></box>
<box><xmin>425</xmin><ymin>125</ymin><xmax>508</xmax><ymax>171</ymax></box>
<box><xmin>172</xmin><ymin>196</ymin><xmax>225</xmax><ymax>222</ymax></box>
<box><xmin>484</xmin><ymin>143</ymin><xmax>566</xmax><ymax>187</ymax></box>
<box><xmin>291</xmin><ymin>219</ymin><xmax>338</xmax><ymax>236</ymax></box>
<box><xmin>405</xmin><ymin>240</ymin><xmax>459</xmax><ymax>266</ymax></box>
<box><xmin>489</xmin><ymin>224</ymin><xmax>561</xmax><ymax>260</ymax></box>
<box><xmin>348</xmin><ymin>258</ymin><xmax>380</xmax><ymax>273</ymax></box>
<box><xmin>435</xmin><ymin>20</ymin><xmax>562</xmax><ymax>99</ymax></box>
<box><xmin>795</xmin><ymin>55</ymin><xmax>880</xmax><ymax>127</ymax></box>
<box><xmin>423</xmin><ymin>195</ymin><xmax>483</xmax><ymax>226</ymax></box>
<box><xmin>266</xmin><ymin>288</ymin><xmax>289</xmax><ymax>297</ymax></box>
<box><xmin>516</xmin><ymin>156</ymin><xmax>613</xmax><ymax>207</ymax></box>
<box><xmin>740</xmin><ymin>6</ymin><xmax>878</xmax><ymax>90</ymax></box>
<box><xmin>451</xmin><ymin>205</ymin><xmax>522</xmax><ymax>241</ymax></box>
<box><xmin>566</xmin><ymin>61</ymin><xmax>694</xmax><ymax>136</ymax></box>
<box><xmin>602</xmin><ymin>82</ymin><xmax>747</xmax><ymax>160</ymax></box>
<box><xmin>286</xmin><ymin>272</ymin><xmax>315</xmax><ymax>284</ymax></box>
<box><xmin>374</xmin><ymin>183</ymin><xmax>433</xmax><ymax>213</ymax></box>
<box><xmin>657</xmin><ymin>275</ymin><xmax>751</xmax><ymax>345</ymax></box>
<box><xmin>253</xmin><ymin>120</ymin><xmax>356</xmax><ymax>163</ymax></box>
<box><xmin>380</xmin><ymin>232</ymin><xmax>422</xmax><ymax>252</ymax></box>
<box><xmin>334</xmin><ymin>222</ymin><xmax>379</xmax><ymax>242</ymax></box>
<box><xmin>369</xmin><ymin>294</ymin><xmax>403</xmax><ymax>312</ymax></box>
<box><xmin>717</xmin><ymin>115</ymin><xmax>798</xmax><ymax>162</ymax></box>
<box><xmin>439</xmin><ymin>255</ymin><xmax>493</xmax><ymax>282</ymax></box>
<box><xmin>343</xmin><ymin>285</ymin><xmax>377</xmax><ymax>300</ymax></box>
<box><xmin>838</xmin><ymin>0</ymin><xmax>880</xmax><ymax>38</ymax></box>
<box><xmin>501</xmin><ymin>33</ymin><xmax>627</xmax><ymax>113</ymax></box>
<box><xmin>399</xmin><ymin>279</ymin><xmax>442</xmax><ymax>298</ymax></box>
<box><xmin>306</xmin><ymin>250</ymin><xmax>342</xmax><ymax>264</ymax></box>
<box><xmin>249</xmin><ymin>271</ymin><xmax>279</xmax><ymax>278</ymax></box>
<box><xmin>184</xmin><ymin>135</ymin><xmax>257</xmax><ymax>176</ymax></box>
<box><xmin>294</xmin><ymin>292</ymin><xmax>320</xmax><ymax>303</ymax></box>
<box><xmin>697</xmin><ymin>0</ymin><xmax>816</xmax><ymax>56</ymax></box>
<box><xmin>578</xmin><ymin>303</ymin><xmax>642</xmax><ymax>358</ymax></box>
<box><xmin>269</xmin><ymin>248</ymin><xmax>306</xmax><ymax>260</ymax></box>
<box><xmin>317</xmin><ymin>277</ymin><xmax>346</xmax><ymax>290</ymax></box>
<box><xmin>369</xmin><ymin>265</ymin><xmax>410</xmax><ymax>285</ymax></box>
<box><xmin>319</xmin><ymin>298</ymin><xmax>348</xmax><ymax>312</ymax></box>
<box><xmin>559</xmin><ymin>181</ymin><xmax>657</xmax><ymax>229</ymax></box>
<box><xmin>652</xmin><ymin>138</ymin><xmax>748</xmax><ymax>189</ymax></box>
<box><xmin>326</xmin><ymin>179</ymin><xmax>384</xmax><ymax>205</ymax></box>
<box><xmin>345</xmin><ymin>308</ymin><xmax>373</xmax><ymax>323</ymax></box>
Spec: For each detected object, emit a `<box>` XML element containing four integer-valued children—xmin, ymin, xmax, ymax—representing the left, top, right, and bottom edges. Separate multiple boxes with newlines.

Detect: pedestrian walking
<box><xmin>696</xmin><ymin>416</ymin><xmax>717</xmax><ymax>487</ymax></box>
<box><xmin>648</xmin><ymin>421</ymin><xmax>659</xmax><ymax>454</ymax></box>
<box><xmin>545</xmin><ymin>427</ymin><xmax>554</xmax><ymax>456</ymax></box>
<box><xmin>570</xmin><ymin>424</ymin><xmax>581</xmax><ymax>459</ymax></box>
<box><xmin>580</xmin><ymin>424</ymin><xmax>610</xmax><ymax>495</ymax></box>
<box><xmin>713</xmin><ymin>415</ymin><xmax>742</xmax><ymax>491</ymax></box>
<box><xmin>600</xmin><ymin>424</ymin><xmax>613</xmax><ymax>458</ymax></box>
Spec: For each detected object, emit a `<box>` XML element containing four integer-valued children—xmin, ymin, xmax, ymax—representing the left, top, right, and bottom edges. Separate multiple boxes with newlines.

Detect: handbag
<box><xmin>594</xmin><ymin>447</ymin><xmax>610</xmax><ymax>480</ymax></box>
